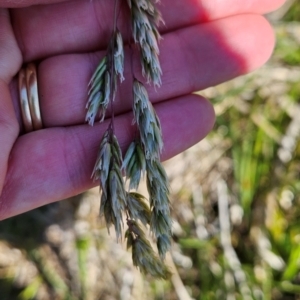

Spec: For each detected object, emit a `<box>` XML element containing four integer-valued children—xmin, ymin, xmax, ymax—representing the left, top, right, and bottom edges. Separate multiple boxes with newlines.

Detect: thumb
<box><xmin>0</xmin><ymin>8</ymin><xmax>21</xmax><ymax>193</ymax></box>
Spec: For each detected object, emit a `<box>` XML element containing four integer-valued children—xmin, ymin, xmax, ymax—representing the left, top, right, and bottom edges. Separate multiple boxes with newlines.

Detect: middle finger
<box><xmin>11</xmin><ymin>0</ymin><xmax>284</xmax><ymax>61</ymax></box>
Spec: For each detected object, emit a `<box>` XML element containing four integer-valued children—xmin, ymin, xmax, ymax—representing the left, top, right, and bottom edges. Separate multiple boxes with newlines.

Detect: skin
<box><xmin>0</xmin><ymin>0</ymin><xmax>286</xmax><ymax>219</ymax></box>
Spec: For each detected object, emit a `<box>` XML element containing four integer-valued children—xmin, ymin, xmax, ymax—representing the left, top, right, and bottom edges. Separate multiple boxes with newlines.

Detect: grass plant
<box><xmin>0</xmin><ymin>2</ymin><xmax>300</xmax><ymax>299</ymax></box>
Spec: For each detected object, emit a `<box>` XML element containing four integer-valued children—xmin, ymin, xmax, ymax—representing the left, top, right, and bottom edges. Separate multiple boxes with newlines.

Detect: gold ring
<box><xmin>18</xmin><ymin>63</ymin><xmax>43</xmax><ymax>133</ymax></box>
<box><xmin>18</xmin><ymin>68</ymin><xmax>33</xmax><ymax>133</ymax></box>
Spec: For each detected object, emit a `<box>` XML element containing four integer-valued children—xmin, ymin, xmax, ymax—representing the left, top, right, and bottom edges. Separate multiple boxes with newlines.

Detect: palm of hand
<box><xmin>0</xmin><ymin>0</ymin><xmax>285</xmax><ymax>219</ymax></box>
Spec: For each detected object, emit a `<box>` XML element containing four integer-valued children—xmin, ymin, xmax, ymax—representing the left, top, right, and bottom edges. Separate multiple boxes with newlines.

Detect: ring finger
<box><xmin>18</xmin><ymin>14</ymin><xmax>274</xmax><ymax>128</ymax></box>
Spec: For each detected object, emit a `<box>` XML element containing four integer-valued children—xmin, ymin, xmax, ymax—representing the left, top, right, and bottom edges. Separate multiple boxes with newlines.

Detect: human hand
<box><xmin>0</xmin><ymin>0</ymin><xmax>285</xmax><ymax>219</ymax></box>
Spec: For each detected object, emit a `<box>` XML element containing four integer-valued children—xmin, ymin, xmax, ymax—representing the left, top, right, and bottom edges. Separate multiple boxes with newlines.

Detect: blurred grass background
<box><xmin>1</xmin><ymin>1</ymin><xmax>300</xmax><ymax>299</ymax></box>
